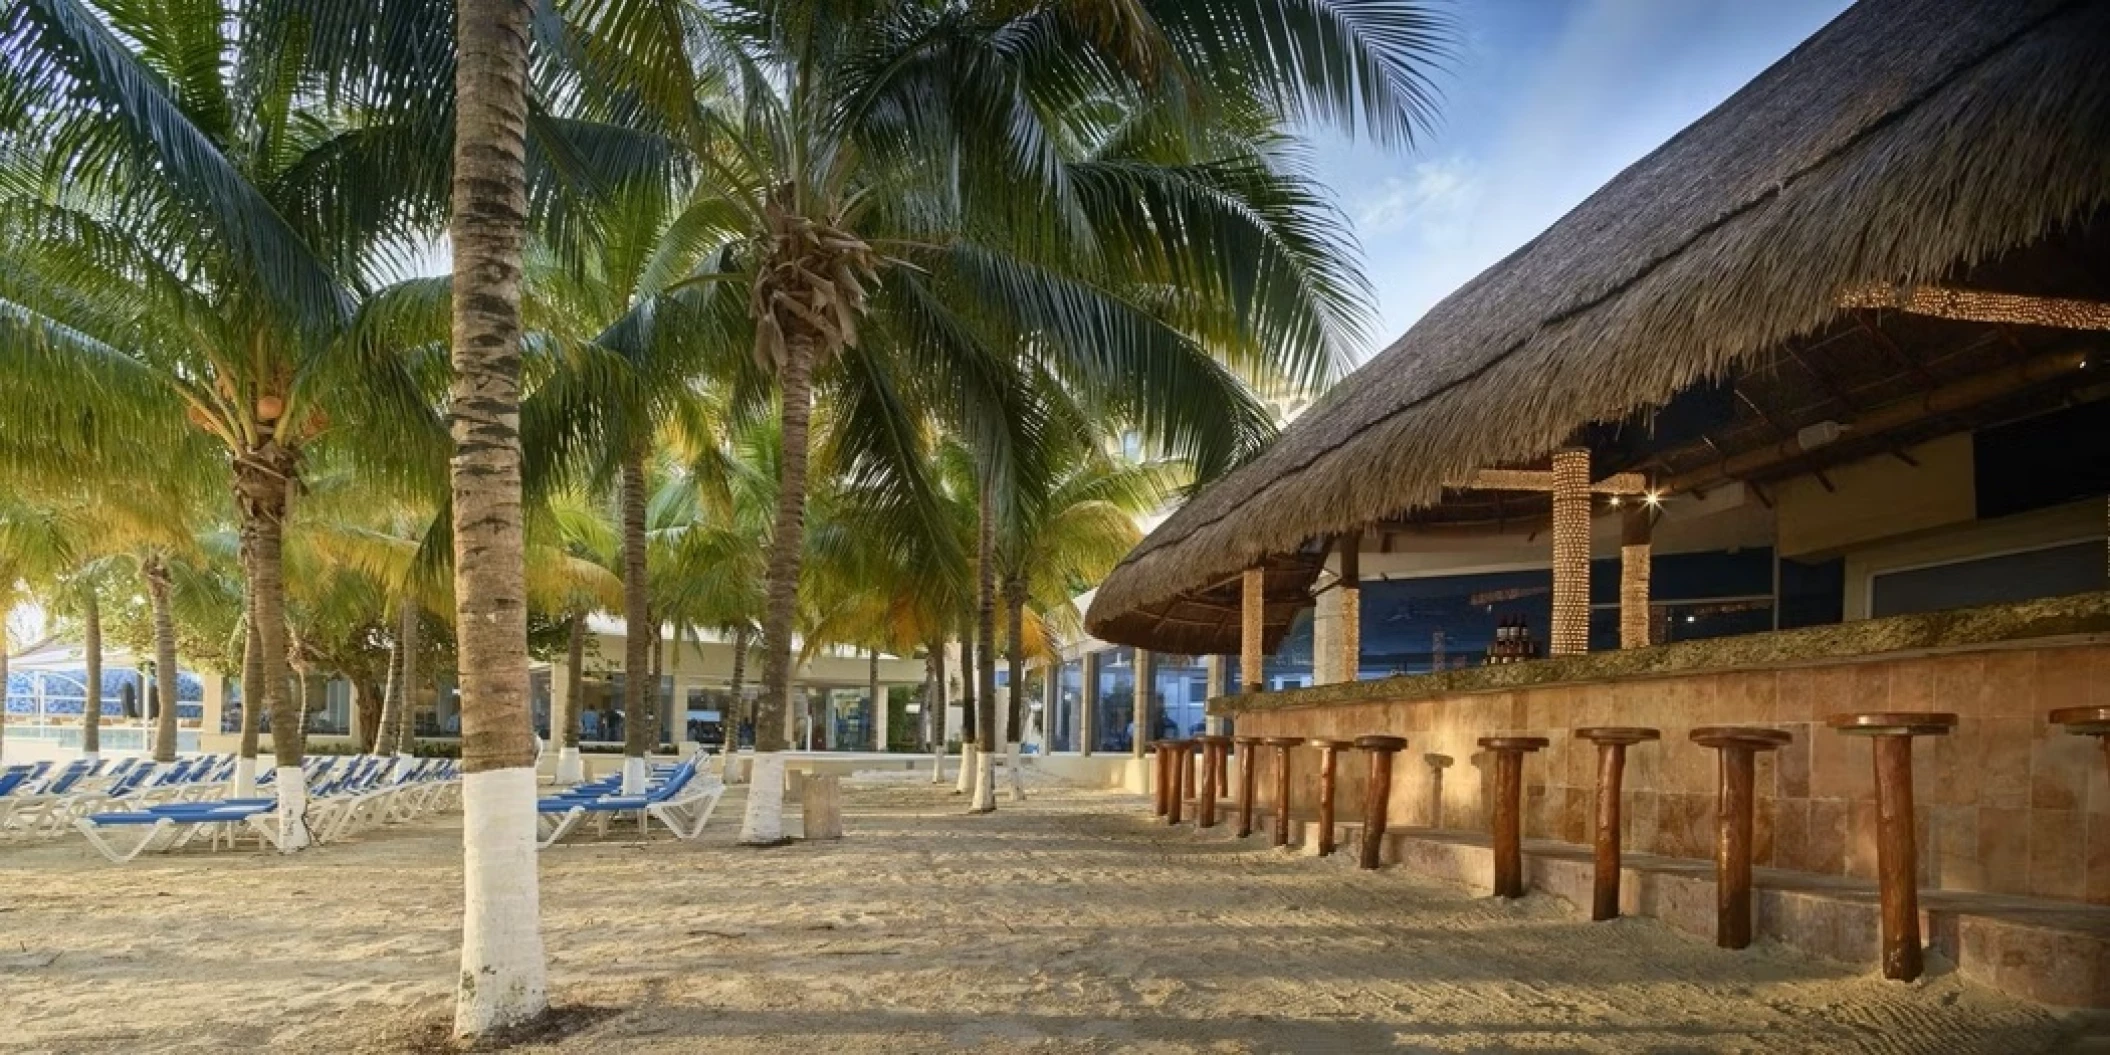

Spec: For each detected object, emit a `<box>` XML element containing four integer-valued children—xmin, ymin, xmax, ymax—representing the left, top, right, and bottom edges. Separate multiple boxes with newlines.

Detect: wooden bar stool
<box><xmin>1234</xmin><ymin>736</ymin><xmax>1262</xmax><ymax>838</ymax></box>
<box><xmin>1574</xmin><ymin>728</ymin><xmax>1660</xmax><ymax>921</ymax></box>
<box><xmin>1307</xmin><ymin>738</ymin><xmax>1355</xmax><ymax>856</ymax></box>
<box><xmin>1165</xmin><ymin>740</ymin><xmax>1193</xmax><ymax>825</ymax></box>
<box><xmin>1690</xmin><ymin>726</ymin><xmax>1792</xmax><ymax>949</ymax></box>
<box><xmin>1354</xmin><ymin>736</ymin><xmax>1408</xmax><ymax>869</ymax></box>
<box><xmin>1196</xmin><ymin>735</ymin><xmax>1232</xmax><ymax>829</ymax></box>
<box><xmin>1826</xmin><ymin>712</ymin><xmax>1956</xmax><ymax>981</ymax></box>
<box><xmin>1425</xmin><ymin>754</ymin><xmax>1453</xmax><ymax>829</ymax></box>
<box><xmin>1477</xmin><ymin>736</ymin><xmax>1550</xmax><ymax>898</ymax></box>
<box><xmin>2052</xmin><ymin>707</ymin><xmax>2110</xmax><ymax>787</ymax></box>
<box><xmin>1263</xmin><ymin>737</ymin><xmax>1301</xmax><ymax>847</ymax></box>
<box><xmin>1152</xmin><ymin>741</ymin><xmax>1173</xmax><ymax>818</ymax></box>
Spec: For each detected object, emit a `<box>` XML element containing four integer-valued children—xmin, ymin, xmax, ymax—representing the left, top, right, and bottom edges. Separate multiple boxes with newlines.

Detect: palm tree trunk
<box><xmin>374</xmin><ymin>616</ymin><xmax>405</xmax><ymax>761</ymax></box>
<box><xmin>1004</xmin><ymin>578</ymin><xmax>1027</xmax><ymax>802</ymax></box>
<box><xmin>728</xmin><ymin>623</ymin><xmax>749</xmax><ymax>754</ymax></box>
<box><xmin>741</xmin><ymin>333</ymin><xmax>815</xmax><ymax>846</ymax></box>
<box><xmin>236</xmin><ymin>450</ymin><xmax>306</xmax><ymax>848</ymax></box>
<box><xmin>81</xmin><ymin>586</ymin><xmax>101</xmax><ymax>761</ymax></box>
<box><xmin>0</xmin><ymin>628</ymin><xmax>8</xmax><ymax>762</ymax></box>
<box><xmin>235</xmin><ymin>604</ymin><xmax>262</xmax><ymax>795</ymax></box>
<box><xmin>955</xmin><ymin>626</ymin><xmax>976</xmax><ymax>795</ymax></box>
<box><xmin>447</xmin><ymin>0</ymin><xmax>548</xmax><ymax>1033</ymax></box>
<box><xmin>144</xmin><ymin>556</ymin><xmax>180</xmax><ymax>764</ymax></box>
<box><xmin>620</xmin><ymin>449</ymin><xmax>652</xmax><ymax>793</ymax></box>
<box><xmin>928</xmin><ymin>640</ymin><xmax>947</xmax><ymax>783</ymax></box>
<box><xmin>971</xmin><ymin>487</ymin><xmax>998</xmax><ymax>813</ymax></box>
<box><xmin>556</xmin><ymin>611</ymin><xmax>585</xmax><ymax>783</ymax></box>
<box><xmin>868</xmin><ymin>649</ymin><xmax>881</xmax><ymax>751</ymax></box>
<box><xmin>395</xmin><ymin>604</ymin><xmax>420</xmax><ymax>758</ymax></box>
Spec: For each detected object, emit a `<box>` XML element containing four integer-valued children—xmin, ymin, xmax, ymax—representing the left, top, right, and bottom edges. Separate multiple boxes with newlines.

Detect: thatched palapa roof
<box><xmin>1086</xmin><ymin>0</ymin><xmax>2110</xmax><ymax>655</ymax></box>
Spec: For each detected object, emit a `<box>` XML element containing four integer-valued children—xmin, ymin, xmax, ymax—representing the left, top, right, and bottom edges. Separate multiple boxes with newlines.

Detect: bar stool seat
<box><xmin>2052</xmin><ymin>706</ymin><xmax>2110</xmax><ymax>735</ymax></box>
<box><xmin>1825</xmin><ymin>711</ymin><xmax>1956</xmax><ymax>982</ymax></box>
<box><xmin>1690</xmin><ymin>726</ymin><xmax>1792</xmax><ymax>949</ymax></box>
<box><xmin>1307</xmin><ymin>738</ymin><xmax>1356</xmax><ymax>856</ymax></box>
<box><xmin>1575</xmin><ymin>727</ymin><xmax>1660</xmax><ymax>921</ymax></box>
<box><xmin>1477</xmin><ymin>736</ymin><xmax>1549</xmax><ymax>898</ymax></box>
<box><xmin>1261</xmin><ymin>737</ymin><xmax>1302</xmax><ymax>847</ymax></box>
<box><xmin>1195</xmin><ymin>734</ymin><xmax>1232</xmax><ymax>829</ymax></box>
<box><xmin>1353</xmin><ymin>736</ymin><xmax>1408</xmax><ymax>869</ymax></box>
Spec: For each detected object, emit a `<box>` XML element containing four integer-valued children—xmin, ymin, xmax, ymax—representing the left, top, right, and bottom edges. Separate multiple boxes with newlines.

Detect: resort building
<box><xmin>1083</xmin><ymin>0</ymin><xmax>2110</xmax><ymax>1007</ymax></box>
<box><xmin>2</xmin><ymin>620</ymin><xmax>924</xmax><ymax>763</ymax></box>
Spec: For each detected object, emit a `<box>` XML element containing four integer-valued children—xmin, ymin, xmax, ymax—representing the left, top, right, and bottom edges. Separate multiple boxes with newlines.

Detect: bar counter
<box><xmin>1214</xmin><ymin>591</ymin><xmax>2110</xmax><ymax>905</ymax></box>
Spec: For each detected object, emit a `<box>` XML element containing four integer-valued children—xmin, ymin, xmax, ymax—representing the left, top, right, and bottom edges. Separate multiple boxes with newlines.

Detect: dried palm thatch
<box><xmin>1087</xmin><ymin>0</ymin><xmax>2110</xmax><ymax>654</ymax></box>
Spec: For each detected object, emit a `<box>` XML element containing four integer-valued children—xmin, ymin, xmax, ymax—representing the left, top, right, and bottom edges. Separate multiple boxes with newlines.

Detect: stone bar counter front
<box><xmin>1217</xmin><ymin>592</ymin><xmax>2110</xmax><ymax>907</ymax></box>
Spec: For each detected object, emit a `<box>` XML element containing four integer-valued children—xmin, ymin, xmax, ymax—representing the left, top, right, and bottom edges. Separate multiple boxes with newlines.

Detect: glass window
<box><xmin>1872</xmin><ymin>540</ymin><xmax>2106</xmax><ymax>618</ymax></box>
<box><xmin>1094</xmin><ymin>647</ymin><xmax>1135</xmax><ymax>753</ymax></box>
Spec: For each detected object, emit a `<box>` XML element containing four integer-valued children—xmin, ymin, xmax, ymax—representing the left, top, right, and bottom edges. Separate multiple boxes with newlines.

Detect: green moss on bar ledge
<box><xmin>1209</xmin><ymin>590</ymin><xmax>2110</xmax><ymax>716</ymax></box>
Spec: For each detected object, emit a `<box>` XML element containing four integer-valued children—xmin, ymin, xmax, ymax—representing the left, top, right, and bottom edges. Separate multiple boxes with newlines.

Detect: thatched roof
<box><xmin>1088</xmin><ymin>0</ymin><xmax>2110</xmax><ymax>655</ymax></box>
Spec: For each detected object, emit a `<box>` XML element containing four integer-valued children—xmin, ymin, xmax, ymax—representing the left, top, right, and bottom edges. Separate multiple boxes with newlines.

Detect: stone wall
<box><xmin>1234</xmin><ymin>638</ymin><xmax>2110</xmax><ymax>905</ymax></box>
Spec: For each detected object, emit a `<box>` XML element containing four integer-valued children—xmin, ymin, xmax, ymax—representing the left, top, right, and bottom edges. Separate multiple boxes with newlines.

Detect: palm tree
<box><xmin>575</xmin><ymin>0</ymin><xmax>1441</xmax><ymax>842</ymax></box>
<box><xmin>447</xmin><ymin>0</ymin><xmax>549</xmax><ymax>1036</ymax></box>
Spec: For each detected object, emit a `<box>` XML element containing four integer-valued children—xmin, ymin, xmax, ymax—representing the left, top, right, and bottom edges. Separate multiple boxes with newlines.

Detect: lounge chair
<box><xmin>73</xmin><ymin>801</ymin><xmax>278</xmax><ymax>862</ymax></box>
<box><xmin>535</xmin><ymin>760</ymin><xmax>719</xmax><ymax>848</ymax></box>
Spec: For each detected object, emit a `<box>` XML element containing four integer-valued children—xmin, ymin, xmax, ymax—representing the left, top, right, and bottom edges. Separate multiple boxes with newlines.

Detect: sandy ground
<box><xmin>2</xmin><ymin>774</ymin><xmax>2105</xmax><ymax>1054</ymax></box>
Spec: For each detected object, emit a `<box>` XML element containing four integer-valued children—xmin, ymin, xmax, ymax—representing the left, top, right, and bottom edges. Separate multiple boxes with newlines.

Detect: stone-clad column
<box><xmin>1241</xmin><ymin>568</ymin><xmax>1265</xmax><ymax>692</ymax></box>
<box><xmin>1550</xmin><ymin>448</ymin><xmax>1592</xmax><ymax>657</ymax></box>
<box><xmin>1620</xmin><ymin>503</ymin><xmax>1653</xmax><ymax>650</ymax></box>
<box><xmin>1338</xmin><ymin>533</ymin><xmax>1361</xmax><ymax>682</ymax></box>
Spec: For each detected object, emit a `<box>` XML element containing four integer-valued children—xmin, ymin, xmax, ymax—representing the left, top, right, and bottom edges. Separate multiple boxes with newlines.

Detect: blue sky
<box><xmin>1311</xmin><ymin>0</ymin><xmax>1853</xmax><ymax>359</ymax></box>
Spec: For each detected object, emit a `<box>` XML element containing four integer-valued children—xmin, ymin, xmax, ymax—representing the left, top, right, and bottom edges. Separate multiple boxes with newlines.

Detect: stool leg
<box><xmin>1167</xmin><ymin>754</ymin><xmax>1184</xmax><ymax>825</ymax></box>
<box><xmin>1359</xmin><ymin>751</ymin><xmax>1395</xmax><ymax>870</ymax></box>
<box><xmin>1493</xmin><ymin>750</ymin><xmax>1523</xmax><ymax>898</ymax></box>
<box><xmin>1182</xmin><ymin>748</ymin><xmax>1196</xmax><ymax>809</ymax></box>
<box><xmin>1592</xmin><ymin>743</ymin><xmax>1627</xmax><ymax>921</ymax></box>
<box><xmin>1317</xmin><ymin>748</ymin><xmax>1339</xmax><ymax>856</ymax></box>
<box><xmin>1272</xmin><ymin>747</ymin><xmax>1292</xmax><ymax>848</ymax></box>
<box><xmin>1237</xmin><ymin>749</ymin><xmax>1257</xmax><ymax>838</ymax></box>
<box><xmin>1153</xmin><ymin>746</ymin><xmax>1169</xmax><ymax>817</ymax></box>
<box><xmin>1199</xmin><ymin>748</ymin><xmax>1219</xmax><ymax>829</ymax></box>
<box><xmin>1716</xmin><ymin>746</ymin><xmax>1756</xmax><ymax>949</ymax></box>
<box><xmin>1873</xmin><ymin>736</ymin><xmax>1923</xmax><ymax>981</ymax></box>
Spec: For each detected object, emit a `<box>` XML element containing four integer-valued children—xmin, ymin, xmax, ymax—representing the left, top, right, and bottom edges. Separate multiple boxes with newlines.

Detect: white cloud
<box><xmin>1353</xmin><ymin>157</ymin><xmax>1481</xmax><ymax>239</ymax></box>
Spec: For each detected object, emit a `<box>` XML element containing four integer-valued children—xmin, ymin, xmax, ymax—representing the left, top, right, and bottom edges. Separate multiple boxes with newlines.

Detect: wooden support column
<box><xmin>1241</xmin><ymin>568</ymin><xmax>1265</xmax><ymax>693</ymax></box>
<box><xmin>1337</xmin><ymin>533</ymin><xmax>1362</xmax><ymax>683</ymax></box>
<box><xmin>1550</xmin><ymin>449</ymin><xmax>1592</xmax><ymax>657</ymax></box>
<box><xmin>1132</xmin><ymin>649</ymin><xmax>1153</xmax><ymax>758</ymax></box>
<box><xmin>1576</xmin><ymin>727</ymin><xmax>1660</xmax><ymax>920</ymax></box>
<box><xmin>1479</xmin><ymin>736</ymin><xmax>1550</xmax><ymax>897</ymax></box>
<box><xmin>1691</xmin><ymin>726</ymin><xmax>1792</xmax><ymax>949</ymax></box>
<box><xmin>1827</xmin><ymin>712</ymin><xmax>1957</xmax><ymax>981</ymax></box>
<box><xmin>1234</xmin><ymin>736</ymin><xmax>1261</xmax><ymax>838</ymax></box>
<box><xmin>1309</xmin><ymin>738</ymin><xmax>1354</xmax><ymax>856</ymax></box>
<box><xmin>1355</xmin><ymin>736</ymin><xmax>1408</xmax><ymax>869</ymax></box>
<box><xmin>1620</xmin><ymin>504</ymin><xmax>1653</xmax><ymax>650</ymax></box>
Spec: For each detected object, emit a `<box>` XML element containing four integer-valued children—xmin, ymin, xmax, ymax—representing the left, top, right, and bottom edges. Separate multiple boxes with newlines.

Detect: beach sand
<box><xmin>1</xmin><ymin>774</ymin><xmax>2101</xmax><ymax>1053</ymax></box>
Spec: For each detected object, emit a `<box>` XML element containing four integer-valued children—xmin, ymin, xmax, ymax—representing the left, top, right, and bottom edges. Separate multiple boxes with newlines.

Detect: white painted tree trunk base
<box><xmin>454</xmin><ymin>766</ymin><xmax>549</xmax><ymax>1037</ymax></box>
<box><xmin>929</xmin><ymin>750</ymin><xmax>945</xmax><ymax>783</ymax></box>
<box><xmin>970</xmin><ymin>747</ymin><xmax>995</xmax><ymax>812</ymax></box>
<box><xmin>275</xmin><ymin>768</ymin><xmax>312</xmax><ymax>852</ymax></box>
<box><xmin>953</xmin><ymin>744</ymin><xmax>974</xmax><ymax>794</ymax></box>
<box><xmin>554</xmin><ymin>747</ymin><xmax>584</xmax><ymax>785</ymax></box>
<box><xmin>83</xmin><ymin>751</ymin><xmax>100</xmax><ymax>765</ymax></box>
<box><xmin>232</xmin><ymin>756</ymin><xmax>257</xmax><ymax>798</ymax></box>
<box><xmin>739</xmin><ymin>753</ymin><xmax>788</xmax><ymax>845</ymax></box>
<box><xmin>1006</xmin><ymin>741</ymin><xmax>1026</xmax><ymax>802</ymax></box>
<box><xmin>621</xmin><ymin>756</ymin><xmax>647</xmax><ymax>795</ymax></box>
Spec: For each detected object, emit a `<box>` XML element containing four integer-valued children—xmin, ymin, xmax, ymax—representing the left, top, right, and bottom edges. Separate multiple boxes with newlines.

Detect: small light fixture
<box><xmin>1644</xmin><ymin>491</ymin><xmax>1663</xmax><ymax>507</ymax></box>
